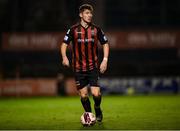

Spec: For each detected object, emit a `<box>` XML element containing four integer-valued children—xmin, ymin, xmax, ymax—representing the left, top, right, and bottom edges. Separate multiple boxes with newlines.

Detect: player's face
<box><xmin>80</xmin><ymin>9</ymin><xmax>93</xmax><ymax>23</ymax></box>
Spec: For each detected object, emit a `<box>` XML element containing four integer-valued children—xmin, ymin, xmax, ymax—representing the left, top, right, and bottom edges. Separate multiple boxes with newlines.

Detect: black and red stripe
<box><xmin>69</xmin><ymin>23</ymin><xmax>105</xmax><ymax>72</ymax></box>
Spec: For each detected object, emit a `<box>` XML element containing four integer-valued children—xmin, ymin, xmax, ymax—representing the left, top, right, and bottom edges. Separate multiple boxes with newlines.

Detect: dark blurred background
<box><xmin>0</xmin><ymin>0</ymin><xmax>180</xmax><ymax>96</ymax></box>
<box><xmin>1</xmin><ymin>0</ymin><xmax>180</xmax><ymax>31</ymax></box>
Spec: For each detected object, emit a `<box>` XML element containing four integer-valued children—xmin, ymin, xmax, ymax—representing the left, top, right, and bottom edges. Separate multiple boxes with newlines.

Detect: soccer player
<box><xmin>61</xmin><ymin>4</ymin><xmax>109</xmax><ymax>122</ymax></box>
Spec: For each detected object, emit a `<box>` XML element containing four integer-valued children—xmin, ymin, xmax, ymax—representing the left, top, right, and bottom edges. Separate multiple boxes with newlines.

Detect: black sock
<box><xmin>93</xmin><ymin>95</ymin><xmax>102</xmax><ymax>108</ymax></box>
<box><xmin>81</xmin><ymin>97</ymin><xmax>91</xmax><ymax>112</ymax></box>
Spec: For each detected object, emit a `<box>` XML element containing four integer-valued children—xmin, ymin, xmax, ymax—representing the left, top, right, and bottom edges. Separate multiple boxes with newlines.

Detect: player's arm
<box><xmin>100</xmin><ymin>43</ymin><xmax>109</xmax><ymax>73</ymax></box>
<box><xmin>61</xmin><ymin>28</ymin><xmax>72</xmax><ymax>67</ymax></box>
<box><xmin>61</xmin><ymin>42</ymin><xmax>69</xmax><ymax>67</ymax></box>
<box><xmin>102</xmin><ymin>43</ymin><xmax>109</xmax><ymax>62</ymax></box>
<box><xmin>97</xmin><ymin>28</ymin><xmax>109</xmax><ymax>73</ymax></box>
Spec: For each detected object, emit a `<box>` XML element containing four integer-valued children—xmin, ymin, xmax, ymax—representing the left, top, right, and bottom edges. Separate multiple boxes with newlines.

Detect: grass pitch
<box><xmin>0</xmin><ymin>95</ymin><xmax>180</xmax><ymax>130</ymax></box>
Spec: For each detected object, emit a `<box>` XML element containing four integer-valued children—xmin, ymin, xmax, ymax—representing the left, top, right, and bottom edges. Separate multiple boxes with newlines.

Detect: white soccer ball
<box><xmin>80</xmin><ymin>112</ymin><xmax>96</xmax><ymax>126</ymax></box>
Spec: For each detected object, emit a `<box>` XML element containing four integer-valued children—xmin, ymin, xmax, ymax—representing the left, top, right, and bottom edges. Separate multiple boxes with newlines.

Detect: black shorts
<box><xmin>74</xmin><ymin>69</ymin><xmax>100</xmax><ymax>90</ymax></box>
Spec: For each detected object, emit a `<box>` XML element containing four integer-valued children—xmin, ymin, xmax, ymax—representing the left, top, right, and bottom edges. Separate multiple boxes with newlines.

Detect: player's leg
<box><xmin>78</xmin><ymin>86</ymin><xmax>92</xmax><ymax>112</ymax></box>
<box><xmin>88</xmin><ymin>69</ymin><xmax>103</xmax><ymax>122</ymax></box>
<box><xmin>91</xmin><ymin>86</ymin><xmax>103</xmax><ymax>122</ymax></box>
<box><xmin>75</xmin><ymin>72</ymin><xmax>91</xmax><ymax>112</ymax></box>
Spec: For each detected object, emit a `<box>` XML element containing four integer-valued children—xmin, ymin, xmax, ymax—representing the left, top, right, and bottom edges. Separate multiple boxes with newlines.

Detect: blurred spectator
<box><xmin>57</xmin><ymin>73</ymin><xmax>66</xmax><ymax>96</ymax></box>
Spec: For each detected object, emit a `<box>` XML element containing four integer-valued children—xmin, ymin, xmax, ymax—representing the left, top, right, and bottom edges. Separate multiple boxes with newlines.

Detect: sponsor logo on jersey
<box><xmin>76</xmin><ymin>32</ymin><xmax>83</xmax><ymax>34</ymax></box>
<box><xmin>77</xmin><ymin>38</ymin><xmax>94</xmax><ymax>43</ymax></box>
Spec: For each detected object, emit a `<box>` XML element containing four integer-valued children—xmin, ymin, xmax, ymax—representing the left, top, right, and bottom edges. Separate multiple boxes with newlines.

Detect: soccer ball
<box><xmin>80</xmin><ymin>112</ymin><xmax>96</xmax><ymax>126</ymax></box>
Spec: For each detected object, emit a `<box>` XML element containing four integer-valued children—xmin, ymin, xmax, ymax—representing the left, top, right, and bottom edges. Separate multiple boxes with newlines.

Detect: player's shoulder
<box><xmin>70</xmin><ymin>23</ymin><xmax>80</xmax><ymax>30</ymax></box>
<box><xmin>65</xmin><ymin>23</ymin><xmax>80</xmax><ymax>34</ymax></box>
<box><xmin>91</xmin><ymin>23</ymin><xmax>102</xmax><ymax>31</ymax></box>
<box><xmin>91</xmin><ymin>23</ymin><xmax>99</xmax><ymax>28</ymax></box>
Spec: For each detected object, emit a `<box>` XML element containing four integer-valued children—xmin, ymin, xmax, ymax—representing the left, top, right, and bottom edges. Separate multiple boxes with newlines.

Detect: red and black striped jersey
<box><xmin>63</xmin><ymin>23</ymin><xmax>108</xmax><ymax>72</ymax></box>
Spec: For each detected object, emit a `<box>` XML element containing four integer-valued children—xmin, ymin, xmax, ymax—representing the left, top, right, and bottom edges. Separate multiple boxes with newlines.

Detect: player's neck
<box><xmin>80</xmin><ymin>20</ymin><xmax>90</xmax><ymax>29</ymax></box>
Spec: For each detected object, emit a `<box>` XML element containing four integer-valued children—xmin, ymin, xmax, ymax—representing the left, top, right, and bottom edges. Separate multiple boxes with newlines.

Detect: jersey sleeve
<box><xmin>97</xmin><ymin>28</ymin><xmax>108</xmax><ymax>45</ymax></box>
<box><xmin>63</xmin><ymin>28</ymin><xmax>73</xmax><ymax>45</ymax></box>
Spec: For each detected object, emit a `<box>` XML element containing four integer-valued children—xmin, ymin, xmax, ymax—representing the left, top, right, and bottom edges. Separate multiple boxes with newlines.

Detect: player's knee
<box><xmin>91</xmin><ymin>88</ymin><xmax>100</xmax><ymax>97</ymax></box>
<box><xmin>80</xmin><ymin>93</ymin><xmax>88</xmax><ymax>98</ymax></box>
<box><xmin>92</xmin><ymin>91</ymin><xmax>101</xmax><ymax>97</ymax></box>
<box><xmin>93</xmin><ymin>93</ymin><xmax>101</xmax><ymax>97</ymax></box>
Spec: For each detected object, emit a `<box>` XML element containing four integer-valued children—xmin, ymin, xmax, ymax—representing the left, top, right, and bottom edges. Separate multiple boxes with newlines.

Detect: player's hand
<box><xmin>100</xmin><ymin>59</ymin><xmax>107</xmax><ymax>74</ymax></box>
<box><xmin>62</xmin><ymin>56</ymin><xmax>70</xmax><ymax>67</ymax></box>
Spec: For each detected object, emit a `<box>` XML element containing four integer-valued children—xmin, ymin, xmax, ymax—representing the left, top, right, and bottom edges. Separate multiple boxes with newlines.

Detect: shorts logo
<box><xmin>76</xmin><ymin>81</ymin><xmax>80</xmax><ymax>86</ymax></box>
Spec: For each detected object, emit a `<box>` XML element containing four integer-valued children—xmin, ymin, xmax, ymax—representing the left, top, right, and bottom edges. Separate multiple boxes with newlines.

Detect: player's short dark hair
<box><xmin>79</xmin><ymin>4</ymin><xmax>93</xmax><ymax>13</ymax></box>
